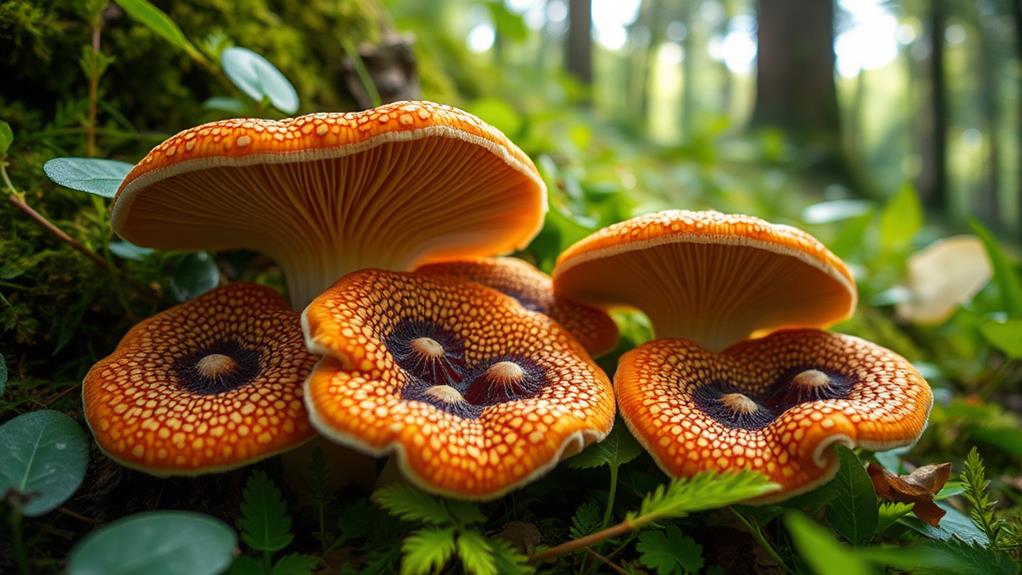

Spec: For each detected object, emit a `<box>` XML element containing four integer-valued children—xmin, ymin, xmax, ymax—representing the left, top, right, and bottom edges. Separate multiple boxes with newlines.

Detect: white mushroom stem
<box><xmin>720</xmin><ymin>392</ymin><xmax>759</xmax><ymax>415</ymax></box>
<box><xmin>195</xmin><ymin>354</ymin><xmax>236</xmax><ymax>379</ymax></box>
<box><xmin>792</xmin><ymin>369</ymin><xmax>832</xmax><ymax>389</ymax></box>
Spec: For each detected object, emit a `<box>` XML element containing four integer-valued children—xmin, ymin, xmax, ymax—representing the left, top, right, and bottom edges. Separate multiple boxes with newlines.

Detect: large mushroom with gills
<box><xmin>615</xmin><ymin>329</ymin><xmax>932</xmax><ymax>499</ymax></box>
<box><xmin>416</xmin><ymin>256</ymin><xmax>619</xmax><ymax>356</ymax></box>
<box><xmin>82</xmin><ymin>284</ymin><xmax>316</xmax><ymax>475</ymax></box>
<box><xmin>556</xmin><ymin>210</ymin><xmax>933</xmax><ymax>501</ymax></box>
<box><xmin>301</xmin><ymin>269</ymin><xmax>616</xmax><ymax>499</ymax></box>
<box><xmin>111</xmin><ymin>100</ymin><xmax>546</xmax><ymax>307</ymax></box>
<box><xmin>552</xmin><ymin>210</ymin><xmax>856</xmax><ymax>352</ymax></box>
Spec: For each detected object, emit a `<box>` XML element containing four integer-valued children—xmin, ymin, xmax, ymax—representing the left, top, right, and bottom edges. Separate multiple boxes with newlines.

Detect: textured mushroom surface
<box><xmin>553</xmin><ymin>210</ymin><xmax>857</xmax><ymax>351</ymax></box>
<box><xmin>83</xmin><ymin>284</ymin><xmax>316</xmax><ymax>475</ymax></box>
<box><xmin>615</xmin><ymin>329</ymin><xmax>932</xmax><ymax>499</ymax></box>
<box><xmin>113</xmin><ymin>101</ymin><xmax>546</xmax><ymax>307</ymax></box>
<box><xmin>303</xmin><ymin>270</ymin><xmax>616</xmax><ymax>499</ymax></box>
<box><xmin>416</xmin><ymin>257</ymin><xmax>619</xmax><ymax>356</ymax></box>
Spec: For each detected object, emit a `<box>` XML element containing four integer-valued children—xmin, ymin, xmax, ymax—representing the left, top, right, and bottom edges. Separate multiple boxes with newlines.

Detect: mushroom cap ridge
<box><xmin>83</xmin><ymin>283</ymin><xmax>316</xmax><ymax>476</ymax></box>
<box><xmin>301</xmin><ymin>269</ymin><xmax>617</xmax><ymax>500</ymax></box>
<box><xmin>615</xmin><ymin>329</ymin><xmax>932</xmax><ymax>501</ymax></box>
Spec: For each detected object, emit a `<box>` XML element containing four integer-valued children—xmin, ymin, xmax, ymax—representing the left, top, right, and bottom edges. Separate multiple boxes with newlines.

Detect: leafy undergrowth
<box><xmin>3</xmin><ymin>1</ymin><xmax>1022</xmax><ymax>574</ymax></box>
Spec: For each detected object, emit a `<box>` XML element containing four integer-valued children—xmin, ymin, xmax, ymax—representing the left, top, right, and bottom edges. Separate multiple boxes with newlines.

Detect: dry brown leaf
<box><xmin>867</xmin><ymin>462</ymin><xmax>952</xmax><ymax>527</ymax></box>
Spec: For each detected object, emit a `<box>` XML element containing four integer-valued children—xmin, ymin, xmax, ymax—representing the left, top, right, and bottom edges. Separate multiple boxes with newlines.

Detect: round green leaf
<box><xmin>109</xmin><ymin>241</ymin><xmax>156</xmax><ymax>261</ymax></box>
<box><xmin>0</xmin><ymin>120</ymin><xmax>13</xmax><ymax>154</ymax></box>
<box><xmin>43</xmin><ymin>158</ymin><xmax>133</xmax><ymax>198</ymax></box>
<box><xmin>169</xmin><ymin>252</ymin><xmax>220</xmax><ymax>302</ymax></box>
<box><xmin>0</xmin><ymin>410</ymin><xmax>89</xmax><ymax>516</ymax></box>
<box><xmin>221</xmin><ymin>47</ymin><xmax>299</xmax><ymax>114</ymax></box>
<box><xmin>68</xmin><ymin>511</ymin><xmax>237</xmax><ymax>575</ymax></box>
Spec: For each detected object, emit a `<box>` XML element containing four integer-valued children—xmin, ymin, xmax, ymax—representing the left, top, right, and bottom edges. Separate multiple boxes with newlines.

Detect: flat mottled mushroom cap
<box><xmin>112</xmin><ymin>101</ymin><xmax>547</xmax><ymax>307</ymax></box>
<box><xmin>552</xmin><ymin>210</ymin><xmax>857</xmax><ymax>351</ymax></box>
<box><xmin>83</xmin><ymin>284</ymin><xmax>316</xmax><ymax>475</ymax></box>
<box><xmin>615</xmin><ymin>329</ymin><xmax>932</xmax><ymax>500</ymax></box>
<box><xmin>302</xmin><ymin>269</ymin><xmax>616</xmax><ymax>500</ymax></box>
<box><xmin>416</xmin><ymin>257</ymin><xmax>619</xmax><ymax>356</ymax></box>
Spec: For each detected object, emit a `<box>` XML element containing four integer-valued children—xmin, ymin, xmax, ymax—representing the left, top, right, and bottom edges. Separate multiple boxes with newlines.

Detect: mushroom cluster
<box><xmin>83</xmin><ymin>100</ymin><xmax>619</xmax><ymax>497</ymax></box>
<box><xmin>81</xmin><ymin>101</ymin><xmax>932</xmax><ymax>503</ymax></box>
<box><xmin>554</xmin><ymin>210</ymin><xmax>933</xmax><ymax>500</ymax></box>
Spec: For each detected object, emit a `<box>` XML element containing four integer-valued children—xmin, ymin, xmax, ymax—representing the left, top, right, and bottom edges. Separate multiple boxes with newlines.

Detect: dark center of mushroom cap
<box><xmin>173</xmin><ymin>340</ymin><xmax>261</xmax><ymax>395</ymax></box>
<box><xmin>693</xmin><ymin>366</ymin><xmax>854</xmax><ymax>430</ymax></box>
<box><xmin>388</xmin><ymin>319</ymin><xmax>467</xmax><ymax>387</ymax></box>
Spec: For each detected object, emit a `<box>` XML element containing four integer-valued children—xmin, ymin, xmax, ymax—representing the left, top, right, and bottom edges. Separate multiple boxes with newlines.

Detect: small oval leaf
<box><xmin>68</xmin><ymin>511</ymin><xmax>237</xmax><ymax>575</ymax></box>
<box><xmin>0</xmin><ymin>410</ymin><xmax>89</xmax><ymax>516</ymax></box>
<box><xmin>221</xmin><ymin>47</ymin><xmax>299</xmax><ymax>114</ymax></box>
<box><xmin>0</xmin><ymin>120</ymin><xmax>13</xmax><ymax>154</ymax></box>
<box><xmin>169</xmin><ymin>252</ymin><xmax>220</xmax><ymax>302</ymax></box>
<box><xmin>43</xmin><ymin>158</ymin><xmax>133</xmax><ymax>198</ymax></box>
<box><xmin>115</xmin><ymin>0</ymin><xmax>206</xmax><ymax>62</ymax></box>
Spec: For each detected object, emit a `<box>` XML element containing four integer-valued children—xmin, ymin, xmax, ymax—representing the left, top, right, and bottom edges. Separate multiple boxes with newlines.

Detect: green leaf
<box><xmin>446</xmin><ymin>500</ymin><xmax>486</xmax><ymax>526</ymax></box>
<box><xmin>42</xmin><ymin>158</ymin><xmax>133</xmax><ymax>198</ymax></box>
<box><xmin>225</xmin><ymin>556</ymin><xmax>261</xmax><ymax>575</ymax></box>
<box><xmin>980</xmin><ymin>320</ymin><xmax>1022</xmax><ymax>359</ymax></box>
<box><xmin>490</xmin><ymin>538</ymin><xmax>534</xmax><ymax>575</ymax></box>
<box><xmin>876</xmin><ymin>502</ymin><xmax>914</xmax><ymax>535</ymax></box>
<box><xmin>825</xmin><ymin>446</ymin><xmax>878</xmax><ymax>545</ymax></box>
<box><xmin>109</xmin><ymin>241</ymin><xmax>155</xmax><ymax>261</ymax></box>
<box><xmin>569</xmin><ymin>423</ymin><xmax>641</xmax><ymax>470</ymax></box>
<box><xmin>221</xmin><ymin>47</ymin><xmax>299</xmax><ymax>115</ymax></box>
<box><xmin>67</xmin><ymin>511</ymin><xmax>236</xmax><ymax>575</ymax></box>
<box><xmin>169</xmin><ymin>252</ymin><xmax>220</xmax><ymax>302</ymax></box>
<box><xmin>0</xmin><ymin>410</ymin><xmax>88</xmax><ymax>516</ymax></box>
<box><xmin>202</xmin><ymin>96</ymin><xmax>248</xmax><ymax>114</ymax></box>
<box><xmin>0</xmin><ymin>120</ymin><xmax>12</xmax><ymax>154</ymax></box>
<box><xmin>455</xmin><ymin>530</ymin><xmax>495</xmax><ymax>575</ymax></box>
<box><xmin>0</xmin><ymin>354</ymin><xmax>7</xmax><ymax>396</ymax></box>
<box><xmin>115</xmin><ymin>0</ymin><xmax>205</xmax><ymax>62</ymax></box>
<box><xmin>339</xmin><ymin>498</ymin><xmax>372</xmax><ymax>541</ymax></box>
<box><xmin>400</xmin><ymin>527</ymin><xmax>456</xmax><ymax>575</ymax></box>
<box><xmin>373</xmin><ymin>484</ymin><xmax>452</xmax><ymax>525</ymax></box>
<box><xmin>630</xmin><ymin>471</ymin><xmax>779</xmax><ymax>526</ymax></box>
<box><xmin>272</xmin><ymin>554</ymin><xmax>319</xmax><ymax>575</ymax></box>
<box><xmin>857</xmin><ymin>543</ymin><xmax>969</xmax><ymax>573</ymax></box>
<box><xmin>636</xmin><ymin>525</ymin><xmax>704</xmax><ymax>575</ymax></box>
<box><xmin>900</xmin><ymin>502</ymin><xmax>989</xmax><ymax>546</ymax></box>
<box><xmin>783</xmin><ymin>511</ymin><xmax>870</xmax><ymax>575</ymax></box>
<box><xmin>879</xmin><ymin>183</ymin><xmax>923</xmax><ymax>250</ymax></box>
<box><xmin>239</xmin><ymin>471</ymin><xmax>293</xmax><ymax>552</ymax></box>
<box><xmin>969</xmin><ymin>426</ymin><xmax>1022</xmax><ymax>457</ymax></box>
<box><xmin>909</xmin><ymin>540</ymin><xmax>1018</xmax><ymax>575</ymax></box>
<box><xmin>969</xmin><ymin>219</ymin><xmax>1022</xmax><ymax>315</ymax></box>
<box><xmin>570</xmin><ymin>500</ymin><xmax>601</xmax><ymax>538</ymax></box>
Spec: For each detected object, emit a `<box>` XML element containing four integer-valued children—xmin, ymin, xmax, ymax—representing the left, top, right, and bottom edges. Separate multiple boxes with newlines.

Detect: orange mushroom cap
<box><xmin>416</xmin><ymin>257</ymin><xmax>619</xmax><ymax>356</ymax></box>
<box><xmin>552</xmin><ymin>210</ymin><xmax>857</xmax><ymax>351</ymax></box>
<box><xmin>302</xmin><ymin>270</ymin><xmax>616</xmax><ymax>500</ymax></box>
<box><xmin>83</xmin><ymin>284</ymin><xmax>316</xmax><ymax>475</ymax></box>
<box><xmin>112</xmin><ymin>101</ymin><xmax>546</xmax><ymax>307</ymax></box>
<box><xmin>615</xmin><ymin>329</ymin><xmax>932</xmax><ymax>500</ymax></box>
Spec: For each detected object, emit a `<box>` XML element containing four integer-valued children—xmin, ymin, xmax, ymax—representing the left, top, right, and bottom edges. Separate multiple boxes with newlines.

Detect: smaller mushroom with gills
<box><xmin>615</xmin><ymin>329</ymin><xmax>932</xmax><ymax>499</ymax></box>
<box><xmin>552</xmin><ymin>210</ymin><xmax>857</xmax><ymax>352</ymax></box>
<box><xmin>416</xmin><ymin>256</ymin><xmax>619</xmax><ymax>356</ymax></box>
<box><xmin>83</xmin><ymin>284</ymin><xmax>316</xmax><ymax>475</ymax></box>
<box><xmin>302</xmin><ymin>269</ymin><xmax>616</xmax><ymax>499</ymax></box>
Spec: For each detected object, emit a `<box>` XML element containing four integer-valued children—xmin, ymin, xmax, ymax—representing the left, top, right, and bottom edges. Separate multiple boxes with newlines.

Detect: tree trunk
<box><xmin>566</xmin><ymin>0</ymin><xmax>593</xmax><ymax>87</ymax></box>
<box><xmin>973</xmin><ymin>4</ymin><xmax>1001</xmax><ymax>226</ymax></box>
<box><xmin>750</xmin><ymin>0</ymin><xmax>840</xmax><ymax>140</ymax></box>
<box><xmin>680</xmin><ymin>0</ymin><xmax>697</xmax><ymax>139</ymax></box>
<box><xmin>919</xmin><ymin>0</ymin><xmax>948</xmax><ymax>211</ymax></box>
<box><xmin>1013</xmin><ymin>0</ymin><xmax>1022</xmax><ymax>236</ymax></box>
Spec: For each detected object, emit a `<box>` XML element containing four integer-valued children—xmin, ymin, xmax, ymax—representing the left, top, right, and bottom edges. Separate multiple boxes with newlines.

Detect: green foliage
<box><xmin>239</xmin><ymin>471</ymin><xmax>294</xmax><ymax>553</ymax></box>
<box><xmin>114</xmin><ymin>0</ymin><xmax>207</xmax><ymax>63</ymax></box>
<box><xmin>570</xmin><ymin>500</ymin><xmax>601</xmax><ymax>538</ymax></box>
<box><xmin>0</xmin><ymin>119</ymin><xmax>12</xmax><ymax>153</ymax></box>
<box><xmin>269</xmin><ymin>554</ymin><xmax>318</xmax><ymax>575</ymax></box>
<box><xmin>569</xmin><ymin>423</ymin><xmax>642</xmax><ymax>470</ymax></box>
<box><xmin>42</xmin><ymin>158</ymin><xmax>133</xmax><ymax>198</ymax></box>
<box><xmin>969</xmin><ymin>219</ymin><xmax>1022</xmax><ymax>316</ymax></box>
<box><xmin>825</xmin><ymin>446</ymin><xmax>878</xmax><ymax>545</ymax></box>
<box><xmin>960</xmin><ymin>448</ymin><xmax>1009</xmax><ymax>549</ymax></box>
<box><xmin>221</xmin><ymin>47</ymin><xmax>299</xmax><ymax>114</ymax></box>
<box><xmin>980</xmin><ymin>320</ymin><xmax>1022</xmax><ymax>358</ymax></box>
<box><xmin>67</xmin><ymin>511</ymin><xmax>237</xmax><ymax>575</ymax></box>
<box><xmin>0</xmin><ymin>353</ymin><xmax>7</xmax><ymax>396</ymax></box>
<box><xmin>400</xmin><ymin>527</ymin><xmax>456</xmax><ymax>575</ymax></box>
<box><xmin>879</xmin><ymin>183</ymin><xmax>923</xmax><ymax>250</ymax></box>
<box><xmin>636</xmin><ymin>525</ymin><xmax>704</xmax><ymax>575</ymax></box>
<box><xmin>373</xmin><ymin>484</ymin><xmax>459</xmax><ymax>526</ymax></box>
<box><xmin>169</xmin><ymin>252</ymin><xmax>220</xmax><ymax>302</ymax></box>
<box><xmin>784</xmin><ymin>511</ymin><xmax>870</xmax><ymax>575</ymax></box>
<box><xmin>0</xmin><ymin>410</ymin><xmax>88</xmax><ymax>516</ymax></box>
<box><xmin>629</xmin><ymin>471</ymin><xmax>780</xmax><ymax>527</ymax></box>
